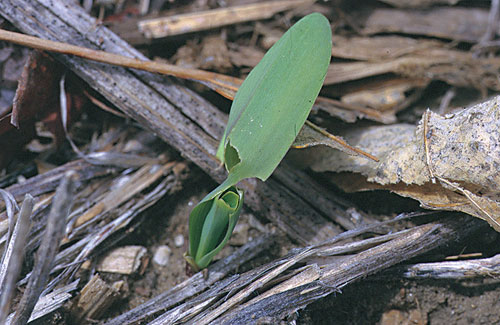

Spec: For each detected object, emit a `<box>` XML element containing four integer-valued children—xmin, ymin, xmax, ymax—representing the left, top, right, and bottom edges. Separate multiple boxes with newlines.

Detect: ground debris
<box><xmin>73</xmin><ymin>275</ymin><xmax>125</xmax><ymax>322</ymax></box>
<box><xmin>137</xmin><ymin>0</ymin><xmax>314</xmax><ymax>39</ymax></box>
<box><xmin>304</xmin><ymin>96</ymin><xmax>500</xmax><ymax>231</ymax></box>
<box><xmin>359</xmin><ymin>7</ymin><xmax>496</xmax><ymax>42</ymax></box>
<box><xmin>1</xmin><ymin>0</ymin><xmax>500</xmax><ymax>324</ymax></box>
<box><xmin>96</xmin><ymin>245</ymin><xmax>148</xmax><ymax>275</ymax></box>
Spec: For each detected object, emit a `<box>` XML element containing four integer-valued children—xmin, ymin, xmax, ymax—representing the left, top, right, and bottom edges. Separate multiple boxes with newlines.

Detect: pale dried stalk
<box><xmin>12</xmin><ymin>173</ymin><xmax>75</xmax><ymax>325</ymax></box>
<box><xmin>138</xmin><ymin>0</ymin><xmax>315</xmax><ymax>38</ymax></box>
<box><xmin>400</xmin><ymin>254</ymin><xmax>500</xmax><ymax>279</ymax></box>
<box><xmin>0</xmin><ymin>195</ymin><xmax>33</xmax><ymax>325</ymax></box>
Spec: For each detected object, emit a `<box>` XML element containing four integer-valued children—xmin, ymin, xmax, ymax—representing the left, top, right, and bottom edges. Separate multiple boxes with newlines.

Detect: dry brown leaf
<box><xmin>340</xmin><ymin>79</ymin><xmax>426</xmax><ymax>112</ymax></box>
<box><xmin>302</xmin><ymin>96</ymin><xmax>500</xmax><ymax>231</ymax></box>
<box><xmin>322</xmin><ymin>76</ymin><xmax>428</xmax><ymax>121</ymax></box>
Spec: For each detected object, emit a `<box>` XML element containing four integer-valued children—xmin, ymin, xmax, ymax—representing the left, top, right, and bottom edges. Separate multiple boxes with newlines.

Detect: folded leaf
<box><xmin>185</xmin><ymin>186</ymin><xmax>243</xmax><ymax>271</ymax></box>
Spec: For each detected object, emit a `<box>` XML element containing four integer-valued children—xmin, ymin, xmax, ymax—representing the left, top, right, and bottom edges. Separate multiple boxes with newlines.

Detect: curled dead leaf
<box><xmin>302</xmin><ymin>96</ymin><xmax>500</xmax><ymax>231</ymax></box>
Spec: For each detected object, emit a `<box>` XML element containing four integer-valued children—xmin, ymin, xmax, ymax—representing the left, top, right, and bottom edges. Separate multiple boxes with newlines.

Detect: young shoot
<box><xmin>185</xmin><ymin>13</ymin><xmax>332</xmax><ymax>271</ymax></box>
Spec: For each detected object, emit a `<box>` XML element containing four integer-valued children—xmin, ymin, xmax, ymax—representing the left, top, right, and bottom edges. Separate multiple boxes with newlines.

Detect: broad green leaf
<box><xmin>186</xmin><ymin>13</ymin><xmax>332</xmax><ymax>270</ymax></box>
<box><xmin>216</xmin><ymin>13</ymin><xmax>332</xmax><ymax>183</ymax></box>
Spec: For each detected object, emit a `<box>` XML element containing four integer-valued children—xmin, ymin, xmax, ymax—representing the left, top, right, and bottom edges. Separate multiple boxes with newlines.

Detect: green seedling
<box><xmin>185</xmin><ymin>13</ymin><xmax>332</xmax><ymax>271</ymax></box>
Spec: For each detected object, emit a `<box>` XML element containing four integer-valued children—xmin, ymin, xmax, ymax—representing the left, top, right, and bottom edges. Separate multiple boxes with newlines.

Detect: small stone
<box><xmin>153</xmin><ymin>245</ymin><xmax>171</xmax><ymax>266</ymax></box>
<box><xmin>174</xmin><ymin>234</ymin><xmax>184</xmax><ymax>247</ymax></box>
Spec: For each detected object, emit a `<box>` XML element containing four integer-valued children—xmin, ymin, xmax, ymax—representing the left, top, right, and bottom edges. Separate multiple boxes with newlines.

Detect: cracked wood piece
<box><xmin>74</xmin><ymin>275</ymin><xmax>125</xmax><ymax>321</ymax></box>
<box><xmin>213</xmin><ymin>216</ymin><xmax>484</xmax><ymax>324</ymax></box>
<box><xmin>0</xmin><ymin>0</ymin><xmax>343</xmax><ymax>244</ymax></box>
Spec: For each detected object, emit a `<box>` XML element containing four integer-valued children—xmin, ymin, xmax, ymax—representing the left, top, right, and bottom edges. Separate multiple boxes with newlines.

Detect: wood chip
<box><xmin>97</xmin><ymin>245</ymin><xmax>147</xmax><ymax>275</ymax></box>
<box><xmin>74</xmin><ymin>275</ymin><xmax>125</xmax><ymax>321</ymax></box>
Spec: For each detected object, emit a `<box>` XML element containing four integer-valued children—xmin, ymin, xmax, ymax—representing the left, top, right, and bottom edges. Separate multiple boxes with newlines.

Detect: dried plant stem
<box><xmin>399</xmin><ymin>253</ymin><xmax>500</xmax><ymax>279</ymax></box>
<box><xmin>303</xmin><ymin>121</ymin><xmax>379</xmax><ymax>161</ymax></box>
<box><xmin>0</xmin><ymin>195</ymin><xmax>33</xmax><ymax>325</ymax></box>
<box><xmin>213</xmin><ymin>217</ymin><xmax>483</xmax><ymax>324</ymax></box>
<box><xmin>138</xmin><ymin>0</ymin><xmax>314</xmax><ymax>38</ymax></box>
<box><xmin>0</xmin><ymin>29</ymin><xmax>241</xmax><ymax>96</ymax></box>
<box><xmin>12</xmin><ymin>173</ymin><xmax>76</xmax><ymax>325</ymax></box>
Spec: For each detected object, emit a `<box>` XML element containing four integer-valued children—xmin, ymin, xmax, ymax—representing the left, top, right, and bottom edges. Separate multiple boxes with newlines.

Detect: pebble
<box><xmin>153</xmin><ymin>245</ymin><xmax>171</xmax><ymax>266</ymax></box>
<box><xmin>174</xmin><ymin>234</ymin><xmax>184</xmax><ymax>247</ymax></box>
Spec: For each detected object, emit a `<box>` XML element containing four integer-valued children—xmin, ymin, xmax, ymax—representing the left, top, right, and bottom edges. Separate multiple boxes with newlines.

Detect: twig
<box><xmin>187</xmin><ymin>230</ymin><xmax>413</xmax><ymax>324</ymax></box>
<box><xmin>83</xmin><ymin>89</ymin><xmax>127</xmax><ymax>118</ymax></box>
<box><xmin>5</xmin><ymin>159</ymin><xmax>111</xmax><ymax>201</ymax></box>
<box><xmin>314</xmin><ymin>96</ymin><xmax>390</xmax><ymax>123</ymax></box>
<box><xmin>399</xmin><ymin>253</ymin><xmax>500</xmax><ymax>279</ymax></box>
<box><xmin>12</xmin><ymin>173</ymin><xmax>76</xmax><ymax>325</ymax></box>
<box><xmin>0</xmin><ymin>190</ymin><xmax>18</xmax><ymax>240</ymax></box>
<box><xmin>60</xmin><ymin>74</ymin><xmax>85</xmax><ymax>157</ymax></box>
<box><xmin>149</xmin><ymin>275</ymin><xmax>241</xmax><ymax>325</ymax></box>
<box><xmin>0</xmin><ymin>28</ymin><xmax>241</xmax><ymax>98</ymax></box>
<box><xmin>71</xmin><ymin>162</ymin><xmax>175</xmax><ymax>228</ymax></box>
<box><xmin>6</xmin><ymin>281</ymin><xmax>79</xmax><ymax>324</ymax></box>
<box><xmin>196</xmin><ymin>248</ymin><xmax>315</xmax><ymax>325</ymax></box>
<box><xmin>472</xmin><ymin>0</ymin><xmax>500</xmax><ymax>55</ymax></box>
